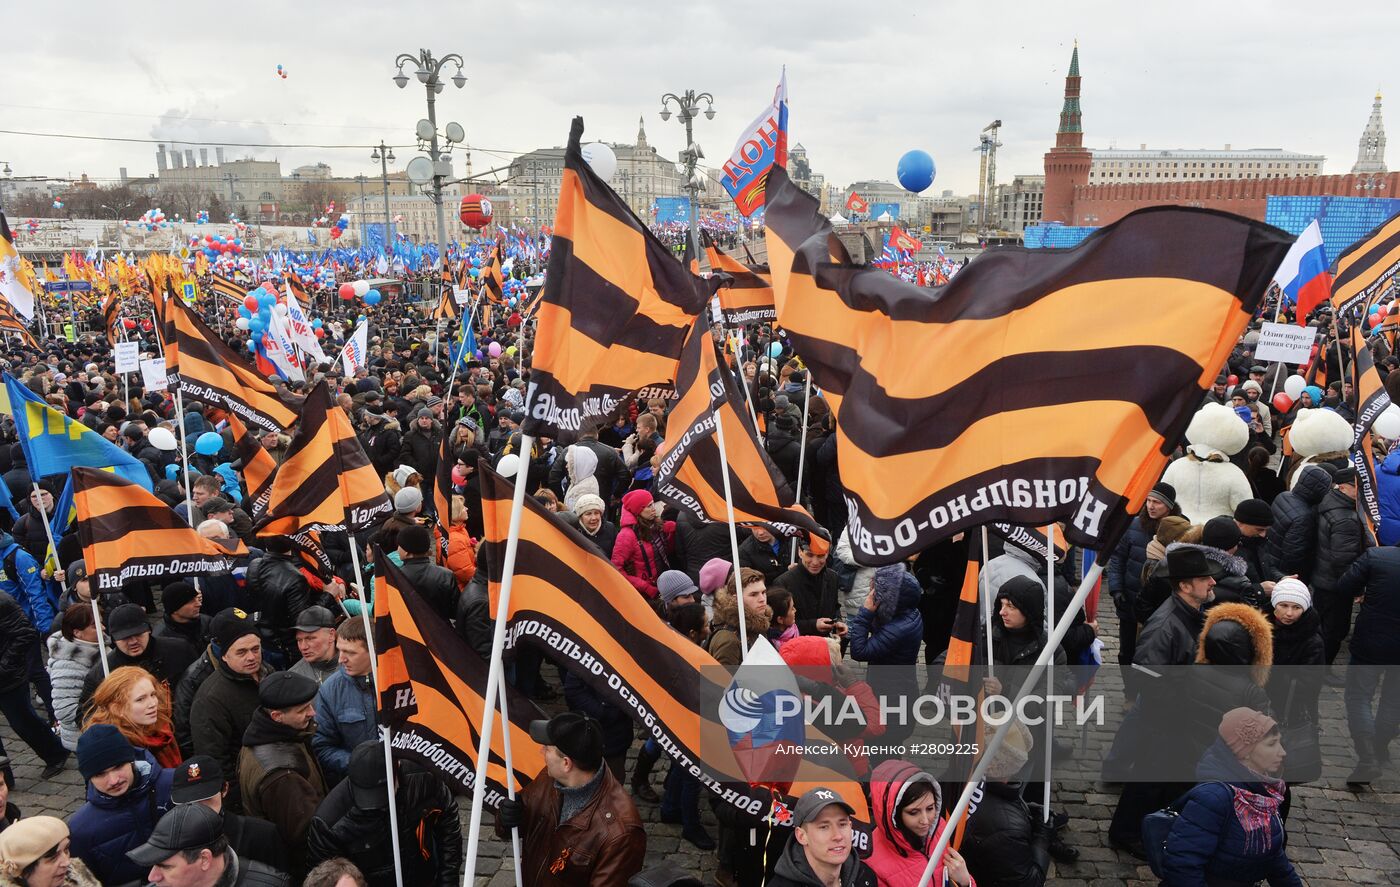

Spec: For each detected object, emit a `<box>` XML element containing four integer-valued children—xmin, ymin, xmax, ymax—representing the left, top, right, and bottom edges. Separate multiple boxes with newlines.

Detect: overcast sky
<box><xmin>2</xmin><ymin>1</ymin><xmax>1392</xmax><ymax>202</ymax></box>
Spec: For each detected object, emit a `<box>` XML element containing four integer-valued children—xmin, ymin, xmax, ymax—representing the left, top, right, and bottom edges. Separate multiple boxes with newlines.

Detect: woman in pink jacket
<box><xmin>610</xmin><ymin>489</ymin><xmax>675</xmax><ymax>599</ymax></box>
<box><xmin>867</xmin><ymin>759</ymin><xmax>974</xmax><ymax>887</ymax></box>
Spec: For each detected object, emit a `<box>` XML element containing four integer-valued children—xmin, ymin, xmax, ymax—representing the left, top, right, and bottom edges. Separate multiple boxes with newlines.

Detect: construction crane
<box><xmin>975</xmin><ymin>119</ymin><xmax>1003</xmax><ymax>232</ymax></box>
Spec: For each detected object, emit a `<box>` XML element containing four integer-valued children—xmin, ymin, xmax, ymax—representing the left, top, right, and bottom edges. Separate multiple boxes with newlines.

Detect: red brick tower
<box><xmin>1042</xmin><ymin>42</ymin><xmax>1092</xmax><ymax>224</ymax></box>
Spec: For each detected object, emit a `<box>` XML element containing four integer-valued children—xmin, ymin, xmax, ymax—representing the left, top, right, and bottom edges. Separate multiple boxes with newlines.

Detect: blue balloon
<box><xmin>768</xmin><ymin>341</ymin><xmax>783</xmax><ymax>359</ymax></box>
<box><xmin>237</xmin><ymin>306</ymin><xmax>252</xmax><ymax>319</ymax></box>
<box><xmin>247</xmin><ymin>340</ymin><xmax>258</xmax><ymax>353</ymax></box>
<box><xmin>1370</xmin><ymin>304</ymin><xmax>1381</xmax><ymax>315</ymax></box>
<box><xmin>195</xmin><ymin>431</ymin><xmax>224</xmax><ymax>456</ymax></box>
<box><xmin>311</xmin><ymin>318</ymin><xmax>323</xmax><ymax>329</ymax></box>
<box><xmin>896</xmin><ymin>149</ymin><xmax>936</xmax><ymax>194</ymax></box>
<box><xmin>249</xmin><ymin>316</ymin><xmax>266</xmax><ymax>333</ymax></box>
<box><xmin>364</xmin><ymin>291</ymin><xmax>381</xmax><ymax>306</ymax></box>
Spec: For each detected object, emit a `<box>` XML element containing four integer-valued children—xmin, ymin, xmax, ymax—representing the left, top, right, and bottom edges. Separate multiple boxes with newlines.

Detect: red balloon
<box><xmin>122</xmin><ymin>318</ymin><xmax>137</xmax><ymax>330</ymax></box>
<box><xmin>243</xmin><ymin>295</ymin><xmax>260</xmax><ymax>311</ymax></box>
<box><xmin>1380</xmin><ymin>305</ymin><xmax>1391</xmax><ymax>318</ymax></box>
<box><xmin>315</xmin><ymin>328</ymin><xmax>326</xmax><ymax>338</ymax></box>
<box><xmin>1226</xmin><ymin>374</ymin><xmax>1239</xmax><ymax>385</ymax></box>
<box><xmin>1272</xmin><ymin>392</ymin><xmax>1294</xmax><ymax>412</ymax></box>
<box><xmin>459</xmin><ymin>194</ymin><xmax>494</xmax><ymax>229</ymax></box>
<box><xmin>338</xmin><ymin>283</ymin><xmax>355</xmax><ymax>300</ymax></box>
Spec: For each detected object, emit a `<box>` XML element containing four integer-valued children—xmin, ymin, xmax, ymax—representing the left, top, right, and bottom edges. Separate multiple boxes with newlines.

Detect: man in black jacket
<box><xmin>773</xmin><ymin>538</ymin><xmax>844</xmax><ymax>638</ymax></box>
<box><xmin>1261</xmin><ymin>464</ymin><xmax>1333</xmax><ymax>582</ymax></box>
<box><xmin>1313</xmin><ymin>466</ymin><xmax>1367</xmax><ymax>663</ymax></box>
<box><xmin>247</xmin><ymin>537</ymin><xmax>321</xmax><ymax>666</ymax></box>
<box><xmin>126</xmin><ymin>803</ymin><xmax>289</xmax><ymax>887</ymax></box>
<box><xmin>739</xmin><ymin>525</ymin><xmax>787</xmax><ymax>584</ymax></box>
<box><xmin>152</xmin><ymin>580</ymin><xmax>212</xmax><ymax>651</ymax></box>
<box><xmin>306</xmin><ymin>741</ymin><xmax>462</xmax><ymax>886</ymax></box>
<box><xmin>0</xmin><ymin>590</ymin><xmax>68</xmax><ymax>778</ymax></box>
<box><xmin>172</xmin><ymin>754</ymin><xmax>290</xmax><ymax>875</ymax></box>
<box><xmin>80</xmin><ymin>603</ymin><xmax>197</xmax><ymax>717</ymax></box>
<box><xmin>397</xmin><ymin>409</ymin><xmax>442</xmax><ymax>484</ymax></box>
<box><xmin>190</xmin><ymin>612</ymin><xmax>275</xmax><ymax>812</ymax></box>
<box><xmin>395</xmin><ymin>526</ymin><xmax>459</xmax><ymax>621</ymax></box>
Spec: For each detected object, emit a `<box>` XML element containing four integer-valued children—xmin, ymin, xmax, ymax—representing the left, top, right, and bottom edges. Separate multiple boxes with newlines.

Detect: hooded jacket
<box><xmin>706</xmin><ymin>585</ymin><xmax>771</xmax><ymax>673</ymax></box>
<box><xmin>1179</xmin><ymin>603</ymin><xmax>1274</xmax><ymax>772</ymax></box>
<box><xmin>46</xmin><ymin>632</ymin><xmax>102</xmax><ymax>750</ymax></box>
<box><xmin>610</xmin><ymin>492</ymin><xmax>673</xmax><ymax>599</ymax></box>
<box><xmin>1260</xmin><ymin>465</ymin><xmax>1332</xmax><ymax>581</ymax></box>
<box><xmin>848</xmin><ymin>568</ymin><xmax>923</xmax><ymax>666</ymax></box>
<box><xmin>561</xmin><ymin>445</ymin><xmax>600</xmax><ymax>514</ymax></box>
<box><xmin>865</xmin><ymin>760</ymin><xmax>971</xmax><ymax>887</ymax></box>
<box><xmin>67</xmin><ymin>750</ymin><xmax>175</xmax><ymax>886</ymax></box>
<box><xmin>766</xmin><ymin>826</ymin><xmax>877</xmax><ymax>887</ymax></box>
<box><xmin>1160</xmin><ymin>740</ymin><xmax>1303</xmax><ymax>887</ymax></box>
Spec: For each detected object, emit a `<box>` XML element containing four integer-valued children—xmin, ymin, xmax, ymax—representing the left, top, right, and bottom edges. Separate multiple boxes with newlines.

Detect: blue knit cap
<box><xmin>77</xmin><ymin>723</ymin><xmax>135</xmax><ymax>780</ymax></box>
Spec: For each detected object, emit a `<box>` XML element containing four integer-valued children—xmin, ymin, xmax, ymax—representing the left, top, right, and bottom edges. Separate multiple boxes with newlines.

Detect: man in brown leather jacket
<box><xmin>495</xmin><ymin>712</ymin><xmax>645</xmax><ymax>885</ymax></box>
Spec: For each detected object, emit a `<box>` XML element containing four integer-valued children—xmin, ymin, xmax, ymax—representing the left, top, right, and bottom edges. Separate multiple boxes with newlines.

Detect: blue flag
<box><xmin>3</xmin><ymin>374</ymin><xmax>154</xmax><ymax>491</ymax></box>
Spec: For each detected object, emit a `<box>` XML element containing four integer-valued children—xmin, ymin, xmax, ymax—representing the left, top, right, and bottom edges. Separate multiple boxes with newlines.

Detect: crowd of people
<box><xmin>0</xmin><ymin>273</ymin><xmax>1393</xmax><ymax>887</ymax></box>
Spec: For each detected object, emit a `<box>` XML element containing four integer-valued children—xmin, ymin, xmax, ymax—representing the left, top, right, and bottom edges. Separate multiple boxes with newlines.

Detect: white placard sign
<box><xmin>1254</xmin><ymin>322</ymin><xmax>1317</xmax><ymax>365</ymax></box>
<box><xmin>139</xmin><ymin>358</ymin><xmax>168</xmax><ymax>391</ymax></box>
<box><xmin>114</xmin><ymin>341</ymin><xmax>140</xmax><ymax>374</ymax></box>
<box><xmin>453</xmin><ymin>287</ymin><xmax>472</xmax><ymax>306</ymax></box>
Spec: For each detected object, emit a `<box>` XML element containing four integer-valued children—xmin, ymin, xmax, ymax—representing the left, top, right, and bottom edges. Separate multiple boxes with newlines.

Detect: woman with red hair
<box><xmin>82</xmin><ymin>667</ymin><xmax>181</xmax><ymax>769</ymax></box>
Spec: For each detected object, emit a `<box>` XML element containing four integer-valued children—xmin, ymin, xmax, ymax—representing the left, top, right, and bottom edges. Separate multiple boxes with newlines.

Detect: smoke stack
<box><xmin>172</xmin><ymin>151</ymin><xmax>184</xmax><ymax>170</ymax></box>
<box><xmin>185</xmin><ymin>149</ymin><xmax>196</xmax><ymax>168</ymax></box>
<box><xmin>156</xmin><ymin>145</ymin><xmax>167</xmax><ymax>173</ymax></box>
<box><xmin>200</xmin><ymin>148</ymin><xmax>209</xmax><ymax>167</ymax></box>
<box><xmin>216</xmin><ymin>147</ymin><xmax>225</xmax><ymax>165</ymax></box>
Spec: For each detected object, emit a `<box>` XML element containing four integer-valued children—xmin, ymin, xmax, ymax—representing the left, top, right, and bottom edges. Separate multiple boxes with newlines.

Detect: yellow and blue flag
<box><xmin>3</xmin><ymin>375</ymin><xmax>153</xmax><ymax>491</ymax></box>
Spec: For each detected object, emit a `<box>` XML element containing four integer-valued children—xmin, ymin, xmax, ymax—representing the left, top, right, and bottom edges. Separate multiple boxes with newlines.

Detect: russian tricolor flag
<box><xmin>1272</xmin><ymin>219</ymin><xmax>1331</xmax><ymax>326</ymax></box>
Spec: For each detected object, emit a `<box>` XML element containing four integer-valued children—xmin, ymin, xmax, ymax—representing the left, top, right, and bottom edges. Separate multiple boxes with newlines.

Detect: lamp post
<box><xmin>370</xmin><ymin>141</ymin><xmax>396</xmax><ymax>246</ymax></box>
<box><xmin>392</xmin><ymin>49</ymin><xmax>465</xmax><ymax>266</ymax></box>
<box><xmin>659</xmin><ymin>89</ymin><xmax>715</xmax><ymax>259</ymax></box>
<box><xmin>0</xmin><ymin>162</ymin><xmax>10</xmax><ymax>212</ymax></box>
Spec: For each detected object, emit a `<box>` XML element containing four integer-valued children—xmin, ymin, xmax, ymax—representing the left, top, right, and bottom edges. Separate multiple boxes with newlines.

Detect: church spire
<box><xmin>637</xmin><ymin>115</ymin><xmax>648</xmax><ymax>151</ymax></box>
<box><xmin>1055</xmin><ymin>43</ymin><xmax>1083</xmax><ymax>147</ymax></box>
<box><xmin>1352</xmin><ymin>90</ymin><xmax>1387</xmax><ymax>175</ymax></box>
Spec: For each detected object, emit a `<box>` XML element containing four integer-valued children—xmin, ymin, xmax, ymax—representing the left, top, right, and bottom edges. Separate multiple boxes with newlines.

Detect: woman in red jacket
<box><xmin>867</xmin><ymin>759</ymin><xmax>973</xmax><ymax>887</ymax></box>
<box><xmin>610</xmin><ymin>489</ymin><xmax>674</xmax><ymax>599</ymax></box>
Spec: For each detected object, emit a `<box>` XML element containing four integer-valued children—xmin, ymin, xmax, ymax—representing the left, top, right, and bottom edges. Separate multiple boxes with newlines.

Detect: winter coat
<box><xmin>672</xmin><ymin>518</ymin><xmax>732</xmax><ymax>582</ymax></box>
<box><xmin>1266</xmin><ymin>608</ymin><xmax>1325</xmax><ymax>728</ymax></box>
<box><xmin>361</xmin><ymin>418</ymin><xmax>403</xmax><ymax>478</ymax></box>
<box><xmin>312</xmin><ymin>668</ymin><xmax>378</xmax><ymax>782</ymax></box>
<box><xmin>1260</xmin><ymin>465</ymin><xmax>1332</xmax><ymax>581</ymax></box>
<box><xmin>246</xmin><ymin>552</ymin><xmax>316</xmax><ymax>658</ymax></box>
<box><xmin>1161</xmin><ymin>446</ymin><xmax>1253</xmax><ymax>525</ymax></box>
<box><xmin>238</xmin><ymin>706</ymin><xmax>327</xmax><ymax>866</ymax></box>
<box><xmin>0</xmin><ymin>858</ymin><xmax>100</xmax><ymax>887</ymax></box>
<box><xmin>190</xmin><ymin>660</ymin><xmax>275</xmax><ymax>808</ymax></box>
<box><xmin>767</xmin><ymin>829</ymin><xmax>878</xmax><ymax>886</ymax></box>
<box><xmin>610</xmin><ymin>506</ymin><xmax>674</xmax><ymax>599</ymax></box>
<box><xmin>1159</xmin><ymin>740</ymin><xmax>1303</xmax><ymax>886</ymax></box>
<box><xmin>764</xmin><ymin>428</ymin><xmax>803</xmax><ymax>487</ymax></box>
<box><xmin>1335</xmin><ymin>545</ymin><xmax>1400</xmax><ymax>664</ymax></box>
<box><xmin>152</xmin><ymin>612</ymin><xmax>212</xmax><ymax>651</ymax></box>
<box><xmin>958</xmin><ymin>780</ymin><xmax>1050</xmax><ymax>887</ymax></box>
<box><xmin>1135</xmin><ymin>593</ymin><xmax>1208</xmax><ymax>670</ymax></box>
<box><xmin>1177</xmin><ymin>603</ymin><xmax>1274</xmax><ymax>775</ymax></box>
<box><xmin>706</xmin><ymin>586</ymin><xmax>771</xmax><ymax>674</ymax></box>
<box><xmin>446</xmin><ymin>525</ymin><xmax>476</xmax><ymax>587</ymax></box>
<box><xmin>0</xmin><ymin>592</ymin><xmax>35</xmax><ymax>695</ymax></box>
<box><xmin>491</xmin><ymin>764</ymin><xmax>644</xmax><ymax>887</ymax></box>
<box><xmin>455</xmin><ymin>574</ymin><xmax>493</xmax><ymax>661</ymax></box>
<box><xmin>0</xmin><ymin>532</ymin><xmax>53</xmax><ymax>634</ymax></box>
<box><xmin>1375</xmin><ymin>448</ymin><xmax>1400</xmax><ymax>546</ymax></box>
<box><xmin>560</xmin><ymin>445</ymin><xmax>601</xmax><ymax>514</ymax></box>
<box><xmin>397</xmin><ymin>420</ymin><xmax>443</xmax><ymax>481</ymax></box>
<box><xmin>46</xmin><ymin>632</ymin><xmax>102</xmax><ymax>750</ymax></box>
<box><xmin>562</xmin><ymin>669</ymin><xmax>634</xmax><ymax>758</ymax></box>
<box><xmin>397</xmin><ymin>555</ymin><xmax>459</xmax><ymax>622</ymax></box>
<box><xmin>834</xmin><ymin>528</ymin><xmax>879</xmax><ymax>618</ymax></box>
<box><xmin>738</xmin><ymin>533</ymin><xmax>786</xmax><ymax>584</ymax></box>
<box><xmin>848</xmin><ymin>571</ymin><xmax>924</xmax><ymax>667</ymax></box>
<box><xmin>173</xmin><ymin>645</ymin><xmax>219</xmax><ymax>755</ymax></box>
<box><xmin>1107</xmin><ymin>514</ymin><xmax>1154</xmax><ymax>605</ymax></box>
<box><xmin>67</xmin><ymin>751</ymin><xmax>175</xmax><ymax>886</ymax></box>
<box><xmin>1312</xmin><ymin>487</ymin><xmax>1366</xmax><ymax>594</ymax></box>
<box><xmin>773</xmin><ymin>564</ymin><xmax>842</xmax><ymax>636</ymax></box>
<box><xmin>865</xmin><ymin>759</ymin><xmax>972</xmax><ymax>887</ymax></box>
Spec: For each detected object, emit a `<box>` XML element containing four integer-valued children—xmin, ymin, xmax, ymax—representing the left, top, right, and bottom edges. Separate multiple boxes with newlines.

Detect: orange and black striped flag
<box><xmin>373</xmin><ymin>547</ymin><xmax>542</xmax><ymax>802</ymax></box>
<box><xmin>433</xmin><ymin>423</ymin><xmax>454</xmax><ymax>561</ymax></box>
<box><xmin>72</xmin><ymin>467</ymin><xmax>248</xmax><ymax>594</ymax></box>
<box><xmin>481</xmin><ymin>248</ymin><xmax>506</xmax><ymax>304</ymax></box>
<box><xmin>225</xmin><ymin>411</ymin><xmax>277</xmax><ymax>523</ymax></box>
<box><xmin>164</xmin><ymin>291</ymin><xmax>303</xmax><ymax>434</ymax></box>
<box><xmin>256</xmin><ymin>381</ymin><xmax>392</xmax><ymax>536</ymax></box>
<box><xmin>0</xmin><ymin>300</ymin><xmax>37</xmax><ymax>349</ymax></box>
<box><xmin>703</xmin><ymin>230</ymin><xmax>776</xmax><ymax>325</ymax></box>
<box><xmin>432</xmin><ymin>283</ymin><xmax>459</xmax><ymax>321</ymax></box>
<box><xmin>1331</xmin><ymin>211</ymin><xmax>1400</xmax><ymax>317</ymax></box>
<box><xmin>523</xmin><ymin>117</ymin><xmax>713</xmax><ymax>441</ymax></box>
<box><xmin>1348</xmin><ymin>312</ymin><xmax>1385</xmax><ymax>541</ymax></box>
<box><xmin>763</xmin><ymin>165</ymin><xmax>1292</xmax><ymax>565</ymax></box>
<box><xmin>101</xmin><ymin>291</ymin><xmax>121</xmax><ymax>341</ymax></box>
<box><xmin>479</xmin><ymin>464</ymin><xmax>869</xmax><ymax>825</ymax></box>
<box><xmin>654</xmin><ymin>316</ymin><xmax>825</xmax><ymax>542</ymax></box>
<box><xmin>208</xmin><ymin>272</ymin><xmax>247</xmax><ymax>305</ymax></box>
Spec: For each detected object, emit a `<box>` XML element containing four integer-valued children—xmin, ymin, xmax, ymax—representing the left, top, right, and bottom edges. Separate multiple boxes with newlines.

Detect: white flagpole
<box><xmin>789</xmin><ymin>370</ymin><xmax>813</xmax><ymax>562</ymax></box>
<box><xmin>357</xmin><ymin>554</ymin><xmax>402</xmax><ymax>887</ymax></box>
<box><xmin>496</xmin><ymin>671</ymin><xmax>524</xmax><ymax>887</ymax></box>
<box><xmin>711</xmin><ymin>400</ymin><xmax>750</xmax><ymax>658</ymax></box>
<box><xmin>1043</xmin><ymin>525</ymin><xmax>1055</xmax><ymax>821</ymax></box>
<box><xmin>917</xmin><ymin>562</ymin><xmax>1104</xmax><ymax>887</ymax></box>
<box><xmin>462</xmin><ymin>441</ymin><xmax>533</xmax><ymax>884</ymax></box>
<box><xmin>980</xmin><ymin>526</ymin><xmax>993</xmax><ymax>680</ymax></box>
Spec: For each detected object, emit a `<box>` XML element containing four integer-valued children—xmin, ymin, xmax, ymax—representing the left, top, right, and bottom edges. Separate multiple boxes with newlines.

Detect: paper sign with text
<box><xmin>114</xmin><ymin>341</ymin><xmax>140</xmax><ymax>374</ymax></box>
<box><xmin>139</xmin><ymin>358</ymin><xmax>168</xmax><ymax>391</ymax></box>
<box><xmin>1254</xmin><ymin>322</ymin><xmax>1317</xmax><ymax>365</ymax></box>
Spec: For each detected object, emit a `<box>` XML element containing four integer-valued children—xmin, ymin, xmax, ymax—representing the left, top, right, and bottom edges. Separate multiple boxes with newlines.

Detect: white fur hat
<box><xmin>1185</xmin><ymin>402</ymin><xmax>1250</xmax><ymax>457</ymax></box>
<box><xmin>1287</xmin><ymin>408</ymin><xmax>1353</xmax><ymax>458</ymax></box>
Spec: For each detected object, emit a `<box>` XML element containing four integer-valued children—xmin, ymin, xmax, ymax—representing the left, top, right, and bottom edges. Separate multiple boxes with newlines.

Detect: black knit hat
<box><xmin>161</xmin><ymin>581</ymin><xmax>198</xmax><ymax>615</ymax></box>
<box><xmin>1146</xmin><ymin>482</ymin><xmax>1177</xmax><ymax>511</ymax></box>
<box><xmin>1202</xmin><ymin>516</ymin><xmax>1242</xmax><ymax>552</ymax></box>
<box><xmin>1232</xmin><ymin>498</ymin><xmax>1273</xmax><ymax>527</ymax></box>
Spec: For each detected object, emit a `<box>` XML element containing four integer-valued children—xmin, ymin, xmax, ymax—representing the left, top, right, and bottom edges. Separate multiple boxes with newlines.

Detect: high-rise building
<box><xmin>1352</xmin><ymin>90</ymin><xmax>1387</xmax><ymax>175</ymax></box>
<box><xmin>1042</xmin><ymin>42</ymin><xmax>1092</xmax><ymax>224</ymax></box>
<box><xmin>996</xmin><ymin>175</ymin><xmax>1045</xmax><ymax>234</ymax></box>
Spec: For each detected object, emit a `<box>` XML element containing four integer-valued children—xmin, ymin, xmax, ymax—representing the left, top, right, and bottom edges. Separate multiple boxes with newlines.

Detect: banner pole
<box><xmin>980</xmin><ymin>526</ymin><xmax>993</xmax><ymax>681</ymax></box>
<box><xmin>360</xmin><ymin>565</ymin><xmax>402</xmax><ymax>887</ymax></box>
<box><xmin>1042</xmin><ymin>524</ymin><xmax>1055</xmax><ymax>822</ymax></box>
<box><xmin>711</xmin><ymin>404</ymin><xmax>750</xmax><ymax>659</ymax></box>
<box><xmin>918</xmin><ymin>562</ymin><xmax>1104</xmax><ymax>887</ymax></box>
<box><xmin>789</xmin><ymin>370</ymin><xmax>813</xmax><ymax>562</ymax></box>
<box><xmin>497</xmin><ymin>673</ymin><xmax>524</xmax><ymax>887</ymax></box>
<box><xmin>462</xmin><ymin>438</ymin><xmax>533</xmax><ymax>884</ymax></box>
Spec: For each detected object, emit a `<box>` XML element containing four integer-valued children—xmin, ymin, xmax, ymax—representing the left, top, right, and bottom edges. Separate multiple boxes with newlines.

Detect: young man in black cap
<box><xmin>394</xmin><ymin>526</ymin><xmax>459</xmax><ymax>621</ymax></box>
<box><xmin>289</xmin><ymin>606</ymin><xmax>340</xmax><ymax>686</ymax></box>
<box><xmin>153</xmin><ymin>581</ymin><xmax>211</xmax><ymax>651</ymax></box>
<box><xmin>1314</xmin><ymin>465</ymin><xmax>1366</xmax><ymax>664</ymax></box>
<box><xmin>79</xmin><ymin>602</ymin><xmax>197</xmax><ymax>717</ymax></box>
<box><xmin>171</xmin><ymin>755</ymin><xmax>288</xmax><ymax>874</ymax></box>
<box><xmin>306</xmin><ymin>740</ymin><xmax>462</xmax><ymax>885</ymax></box>
<box><xmin>495</xmin><ymin>711</ymin><xmax>645</xmax><ymax>886</ymax></box>
<box><xmin>766</xmin><ymin>787</ymin><xmax>876</xmax><ymax>887</ymax></box>
<box><xmin>68</xmin><ymin>723</ymin><xmax>176</xmax><ymax>885</ymax></box>
<box><xmin>127</xmin><ymin>802</ymin><xmax>289</xmax><ymax>886</ymax></box>
<box><xmin>237</xmin><ymin>671</ymin><xmax>326</xmax><ymax>874</ymax></box>
<box><xmin>189</xmin><ymin>608</ymin><xmax>273</xmax><ymax>812</ymax></box>
<box><xmin>1232</xmin><ymin>498</ymin><xmax>1274</xmax><ymax>588</ymax></box>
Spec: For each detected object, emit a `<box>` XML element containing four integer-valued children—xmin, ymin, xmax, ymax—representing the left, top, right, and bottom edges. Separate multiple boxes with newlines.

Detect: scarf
<box><xmin>1231</xmin><ymin>779</ymin><xmax>1284</xmax><ymax>855</ymax></box>
<box><xmin>134</xmin><ymin>725</ymin><xmax>183</xmax><ymax>769</ymax></box>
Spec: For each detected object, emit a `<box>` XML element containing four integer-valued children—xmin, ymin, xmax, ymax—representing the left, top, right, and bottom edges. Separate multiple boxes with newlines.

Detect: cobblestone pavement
<box><xmin>4</xmin><ymin>604</ymin><xmax>1397</xmax><ymax>885</ymax></box>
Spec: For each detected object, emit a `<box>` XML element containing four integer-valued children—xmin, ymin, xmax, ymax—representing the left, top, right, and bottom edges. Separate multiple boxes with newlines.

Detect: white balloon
<box><xmin>235</xmin><ymin>318</ymin><xmax>251</xmax><ymax>330</ymax></box>
<box><xmin>581</xmin><ymin>142</ymin><xmax>618</xmax><ymax>183</ymax></box>
<box><xmin>148</xmin><ymin>427</ymin><xmax>178</xmax><ymax>452</ymax></box>
<box><xmin>496</xmin><ymin>453</ymin><xmax>522</xmax><ymax>479</ymax></box>
<box><xmin>352</xmin><ymin>280</ymin><xmax>370</xmax><ymax>297</ymax></box>
<box><xmin>273</xmin><ymin>304</ymin><xmax>290</xmax><ymax>317</ymax></box>
<box><xmin>1283</xmin><ymin>375</ymin><xmax>1306</xmax><ymax>399</ymax></box>
<box><xmin>1376</xmin><ymin>405</ymin><xmax>1400</xmax><ymax>440</ymax></box>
